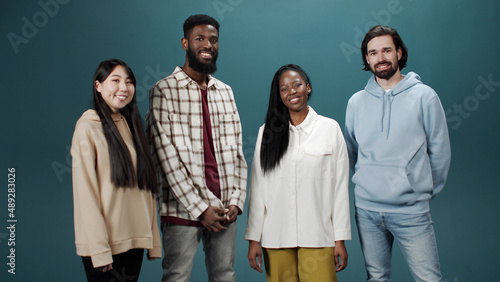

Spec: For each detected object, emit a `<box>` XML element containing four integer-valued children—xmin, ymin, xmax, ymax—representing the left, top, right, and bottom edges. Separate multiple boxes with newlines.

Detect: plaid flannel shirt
<box><xmin>146</xmin><ymin>67</ymin><xmax>247</xmax><ymax>221</ymax></box>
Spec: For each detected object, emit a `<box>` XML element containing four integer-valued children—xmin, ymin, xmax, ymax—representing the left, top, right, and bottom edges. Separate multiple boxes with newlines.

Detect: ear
<box><xmin>181</xmin><ymin>37</ymin><xmax>188</xmax><ymax>51</ymax></box>
<box><xmin>307</xmin><ymin>84</ymin><xmax>311</xmax><ymax>94</ymax></box>
<box><xmin>397</xmin><ymin>47</ymin><xmax>402</xmax><ymax>60</ymax></box>
<box><xmin>95</xmin><ymin>80</ymin><xmax>102</xmax><ymax>93</ymax></box>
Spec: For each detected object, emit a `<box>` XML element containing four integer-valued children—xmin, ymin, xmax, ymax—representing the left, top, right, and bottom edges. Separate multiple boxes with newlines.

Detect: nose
<box><xmin>119</xmin><ymin>81</ymin><xmax>128</xmax><ymax>91</ymax></box>
<box><xmin>203</xmin><ymin>39</ymin><xmax>212</xmax><ymax>49</ymax></box>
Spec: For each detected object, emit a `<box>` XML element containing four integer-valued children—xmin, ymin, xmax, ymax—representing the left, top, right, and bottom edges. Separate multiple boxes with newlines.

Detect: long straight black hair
<box><xmin>93</xmin><ymin>59</ymin><xmax>157</xmax><ymax>193</ymax></box>
<box><xmin>260</xmin><ymin>64</ymin><xmax>312</xmax><ymax>174</ymax></box>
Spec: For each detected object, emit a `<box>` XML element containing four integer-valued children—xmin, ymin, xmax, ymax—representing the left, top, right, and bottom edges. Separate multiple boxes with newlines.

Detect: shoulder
<box><xmin>412</xmin><ymin>82</ymin><xmax>438</xmax><ymax>96</ymax></box>
<box><xmin>407</xmin><ymin>83</ymin><xmax>440</xmax><ymax>107</ymax></box>
<box><xmin>315</xmin><ymin>114</ymin><xmax>341</xmax><ymax>130</ymax></box>
<box><xmin>308</xmin><ymin>108</ymin><xmax>340</xmax><ymax>129</ymax></box>
<box><xmin>73</xmin><ymin>110</ymin><xmax>102</xmax><ymax>139</ymax></box>
<box><xmin>153</xmin><ymin>67</ymin><xmax>182</xmax><ymax>89</ymax></box>
<box><xmin>210</xmin><ymin>76</ymin><xmax>232</xmax><ymax>91</ymax></box>
<box><xmin>75</xmin><ymin>110</ymin><xmax>100</xmax><ymax>127</ymax></box>
<box><xmin>347</xmin><ymin>89</ymin><xmax>370</xmax><ymax>108</ymax></box>
<box><xmin>404</xmin><ymin>72</ymin><xmax>439</xmax><ymax>100</ymax></box>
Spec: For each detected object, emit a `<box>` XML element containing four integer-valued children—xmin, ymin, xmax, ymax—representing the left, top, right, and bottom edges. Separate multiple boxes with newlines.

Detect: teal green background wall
<box><xmin>1</xmin><ymin>0</ymin><xmax>499</xmax><ymax>281</ymax></box>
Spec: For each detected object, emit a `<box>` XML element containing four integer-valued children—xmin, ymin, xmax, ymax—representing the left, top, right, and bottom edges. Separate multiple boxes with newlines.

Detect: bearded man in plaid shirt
<box><xmin>147</xmin><ymin>14</ymin><xmax>247</xmax><ymax>282</ymax></box>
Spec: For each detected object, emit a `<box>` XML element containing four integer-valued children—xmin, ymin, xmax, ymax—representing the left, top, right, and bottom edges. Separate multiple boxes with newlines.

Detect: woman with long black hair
<box><xmin>71</xmin><ymin>59</ymin><xmax>161</xmax><ymax>281</ymax></box>
<box><xmin>245</xmin><ymin>64</ymin><xmax>351</xmax><ymax>282</ymax></box>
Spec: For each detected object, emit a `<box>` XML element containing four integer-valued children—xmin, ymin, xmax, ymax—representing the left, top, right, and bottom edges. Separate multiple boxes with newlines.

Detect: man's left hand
<box><xmin>224</xmin><ymin>205</ymin><xmax>239</xmax><ymax>224</ymax></box>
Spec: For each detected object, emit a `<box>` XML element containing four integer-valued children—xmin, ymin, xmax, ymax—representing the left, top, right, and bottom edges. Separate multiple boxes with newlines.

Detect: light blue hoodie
<box><xmin>345</xmin><ymin>72</ymin><xmax>451</xmax><ymax>214</ymax></box>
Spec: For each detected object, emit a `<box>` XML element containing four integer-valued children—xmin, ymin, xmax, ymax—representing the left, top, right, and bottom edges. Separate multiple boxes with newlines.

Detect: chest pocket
<box><xmin>302</xmin><ymin>145</ymin><xmax>334</xmax><ymax>179</ymax></box>
<box><xmin>169</xmin><ymin>114</ymin><xmax>191</xmax><ymax>148</ymax></box>
<box><xmin>218</xmin><ymin>114</ymin><xmax>238</xmax><ymax>146</ymax></box>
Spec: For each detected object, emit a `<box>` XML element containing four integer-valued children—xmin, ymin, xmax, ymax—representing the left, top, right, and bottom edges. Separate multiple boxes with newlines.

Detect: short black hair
<box><xmin>361</xmin><ymin>25</ymin><xmax>408</xmax><ymax>71</ymax></box>
<box><xmin>183</xmin><ymin>14</ymin><xmax>220</xmax><ymax>38</ymax></box>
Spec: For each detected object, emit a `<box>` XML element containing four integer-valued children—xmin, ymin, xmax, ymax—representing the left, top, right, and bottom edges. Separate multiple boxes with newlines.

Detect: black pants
<box><xmin>81</xmin><ymin>249</ymin><xmax>144</xmax><ymax>282</ymax></box>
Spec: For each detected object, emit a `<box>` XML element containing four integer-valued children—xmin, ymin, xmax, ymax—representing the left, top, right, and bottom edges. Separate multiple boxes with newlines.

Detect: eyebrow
<box><xmin>368</xmin><ymin>47</ymin><xmax>394</xmax><ymax>53</ymax></box>
<box><xmin>110</xmin><ymin>74</ymin><xmax>131</xmax><ymax>80</ymax></box>
<box><xmin>280</xmin><ymin>79</ymin><xmax>303</xmax><ymax>87</ymax></box>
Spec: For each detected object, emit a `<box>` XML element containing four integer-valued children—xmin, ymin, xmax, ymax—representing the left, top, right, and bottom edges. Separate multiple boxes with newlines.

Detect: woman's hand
<box><xmin>248</xmin><ymin>240</ymin><xmax>263</xmax><ymax>273</ymax></box>
<box><xmin>334</xmin><ymin>240</ymin><xmax>348</xmax><ymax>272</ymax></box>
<box><xmin>147</xmin><ymin>252</ymin><xmax>160</xmax><ymax>261</ymax></box>
<box><xmin>97</xmin><ymin>263</ymin><xmax>113</xmax><ymax>272</ymax></box>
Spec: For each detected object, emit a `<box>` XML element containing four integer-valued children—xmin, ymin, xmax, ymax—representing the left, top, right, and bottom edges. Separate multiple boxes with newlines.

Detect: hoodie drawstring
<box><xmin>381</xmin><ymin>92</ymin><xmax>394</xmax><ymax>139</ymax></box>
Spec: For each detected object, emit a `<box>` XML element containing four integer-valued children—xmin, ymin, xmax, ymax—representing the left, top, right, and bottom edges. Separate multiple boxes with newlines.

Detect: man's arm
<box><xmin>344</xmin><ymin>101</ymin><xmax>358</xmax><ymax>172</ymax></box>
<box><xmin>225</xmin><ymin>88</ymin><xmax>248</xmax><ymax>214</ymax></box>
<box><xmin>147</xmin><ymin>84</ymin><xmax>209</xmax><ymax>219</ymax></box>
<box><xmin>424</xmin><ymin>94</ymin><xmax>452</xmax><ymax>197</ymax></box>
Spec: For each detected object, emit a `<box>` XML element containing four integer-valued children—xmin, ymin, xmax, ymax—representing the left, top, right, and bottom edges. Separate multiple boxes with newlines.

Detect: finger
<box><xmin>257</xmin><ymin>252</ymin><xmax>263</xmax><ymax>273</ymax></box>
<box><xmin>249</xmin><ymin>259</ymin><xmax>262</xmax><ymax>273</ymax></box>
<box><xmin>213</xmin><ymin>206</ymin><xmax>226</xmax><ymax>215</ymax></box>
<box><xmin>249</xmin><ymin>257</ymin><xmax>256</xmax><ymax>268</ymax></box>
<box><xmin>214</xmin><ymin>214</ymin><xmax>226</xmax><ymax>223</ymax></box>
<box><xmin>336</xmin><ymin>258</ymin><xmax>346</xmax><ymax>272</ymax></box>
<box><xmin>213</xmin><ymin>221</ymin><xmax>227</xmax><ymax>232</ymax></box>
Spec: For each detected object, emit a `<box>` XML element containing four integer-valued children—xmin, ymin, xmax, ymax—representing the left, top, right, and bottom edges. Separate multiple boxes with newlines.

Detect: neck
<box><xmin>289</xmin><ymin>107</ymin><xmax>309</xmax><ymax>126</ymax></box>
<box><xmin>376</xmin><ymin>70</ymin><xmax>404</xmax><ymax>90</ymax></box>
<box><xmin>182</xmin><ymin>62</ymin><xmax>209</xmax><ymax>89</ymax></box>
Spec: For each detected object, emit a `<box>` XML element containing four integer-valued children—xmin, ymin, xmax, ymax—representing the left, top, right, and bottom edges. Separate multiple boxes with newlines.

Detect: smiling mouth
<box><xmin>376</xmin><ymin>62</ymin><xmax>391</xmax><ymax>71</ymax></box>
<box><xmin>200</xmin><ymin>51</ymin><xmax>213</xmax><ymax>59</ymax></box>
<box><xmin>116</xmin><ymin>95</ymin><xmax>128</xmax><ymax>101</ymax></box>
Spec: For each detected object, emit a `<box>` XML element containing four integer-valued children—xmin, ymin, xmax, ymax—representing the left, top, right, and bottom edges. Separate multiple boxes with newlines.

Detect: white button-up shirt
<box><xmin>245</xmin><ymin>107</ymin><xmax>351</xmax><ymax>248</ymax></box>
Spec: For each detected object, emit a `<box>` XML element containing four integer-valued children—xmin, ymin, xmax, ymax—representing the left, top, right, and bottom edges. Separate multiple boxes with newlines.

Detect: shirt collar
<box><xmin>290</xmin><ymin>106</ymin><xmax>318</xmax><ymax>136</ymax></box>
<box><xmin>173</xmin><ymin>66</ymin><xmax>219</xmax><ymax>89</ymax></box>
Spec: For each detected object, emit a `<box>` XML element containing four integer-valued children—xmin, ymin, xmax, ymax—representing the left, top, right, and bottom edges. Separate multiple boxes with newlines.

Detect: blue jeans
<box><xmin>161</xmin><ymin>222</ymin><xmax>236</xmax><ymax>282</ymax></box>
<box><xmin>355</xmin><ymin>207</ymin><xmax>442</xmax><ymax>282</ymax></box>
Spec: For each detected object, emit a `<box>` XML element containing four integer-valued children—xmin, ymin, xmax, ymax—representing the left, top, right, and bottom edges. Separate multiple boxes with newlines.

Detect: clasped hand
<box><xmin>199</xmin><ymin>205</ymin><xmax>238</xmax><ymax>232</ymax></box>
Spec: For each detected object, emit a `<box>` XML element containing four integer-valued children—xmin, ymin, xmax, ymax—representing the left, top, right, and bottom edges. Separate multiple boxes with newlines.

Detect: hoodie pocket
<box><xmin>406</xmin><ymin>143</ymin><xmax>433</xmax><ymax>197</ymax></box>
<box><xmin>352</xmin><ymin>165</ymin><xmax>416</xmax><ymax>206</ymax></box>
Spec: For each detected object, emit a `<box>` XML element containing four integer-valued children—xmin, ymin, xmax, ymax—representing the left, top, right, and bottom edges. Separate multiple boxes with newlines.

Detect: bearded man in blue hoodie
<box><xmin>345</xmin><ymin>25</ymin><xmax>451</xmax><ymax>282</ymax></box>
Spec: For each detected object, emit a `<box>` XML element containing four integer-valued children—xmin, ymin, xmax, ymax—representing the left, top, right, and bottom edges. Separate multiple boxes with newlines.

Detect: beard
<box><xmin>371</xmin><ymin>61</ymin><xmax>398</xmax><ymax>80</ymax></box>
<box><xmin>186</xmin><ymin>46</ymin><xmax>218</xmax><ymax>74</ymax></box>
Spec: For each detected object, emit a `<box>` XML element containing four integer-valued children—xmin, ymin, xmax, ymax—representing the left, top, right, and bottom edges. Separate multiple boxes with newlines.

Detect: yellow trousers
<box><xmin>263</xmin><ymin>247</ymin><xmax>337</xmax><ymax>282</ymax></box>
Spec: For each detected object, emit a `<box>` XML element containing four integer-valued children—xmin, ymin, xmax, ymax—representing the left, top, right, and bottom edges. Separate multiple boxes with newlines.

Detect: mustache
<box><xmin>199</xmin><ymin>48</ymin><xmax>214</xmax><ymax>54</ymax></box>
<box><xmin>375</xmin><ymin>61</ymin><xmax>392</xmax><ymax>67</ymax></box>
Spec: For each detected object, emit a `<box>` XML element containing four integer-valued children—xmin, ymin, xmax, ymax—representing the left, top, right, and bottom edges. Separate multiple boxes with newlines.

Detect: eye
<box><xmin>211</xmin><ymin>38</ymin><xmax>218</xmax><ymax>43</ymax></box>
